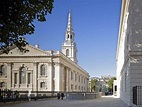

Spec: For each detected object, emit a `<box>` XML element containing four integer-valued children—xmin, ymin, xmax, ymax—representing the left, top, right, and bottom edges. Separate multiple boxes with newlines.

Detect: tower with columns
<box><xmin>62</xmin><ymin>10</ymin><xmax>78</xmax><ymax>64</ymax></box>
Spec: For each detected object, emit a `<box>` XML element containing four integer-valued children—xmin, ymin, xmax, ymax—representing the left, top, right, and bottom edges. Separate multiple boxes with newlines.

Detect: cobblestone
<box><xmin>2</xmin><ymin>96</ymin><xmax>128</xmax><ymax>107</ymax></box>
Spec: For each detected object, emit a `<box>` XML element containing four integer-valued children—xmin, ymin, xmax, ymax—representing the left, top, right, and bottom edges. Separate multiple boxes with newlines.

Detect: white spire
<box><xmin>66</xmin><ymin>9</ymin><xmax>74</xmax><ymax>41</ymax></box>
<box><xmin>67</xmin><ymin>9</ymin><xmax>73</xmax><ymax>31</ymax></box>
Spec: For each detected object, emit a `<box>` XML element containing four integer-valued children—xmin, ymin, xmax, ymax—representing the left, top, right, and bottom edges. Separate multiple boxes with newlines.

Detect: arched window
<box><xmin>0</xmin><ymin>65</ymin><xmax>6</xmax><ymax>76</ymax></box>
<box><xmin>70</xmin><ymin>35</ymin><xmax>72</xmax><ymax>39</ymax></box>
<box><xmin>40</xmin><ymin>82</ymin><xmax>45</xmax><ymax>88</ymax></box>
<box><xmin>40</xmin><ymin>64</ymin><xmax>46</xmax><ymax>76</ymax></box>
<box><xmin>66</xmin><ymin>49</ymin><xmax>69</xmax><ymax>56</ymax></box>
<box><xmin>68</xmin><ymin>34</ymin><xmax>69</xmax><ymax>38</ymax></box>
<box><xmin>0</xmin><ymin>82</ymin><xmax>6</xmax><ymax>88</ymax></box>
<box><xmin>19</xmin><ymin>67</ymin><xmax>26</xmax><ymax>84</ymax></box>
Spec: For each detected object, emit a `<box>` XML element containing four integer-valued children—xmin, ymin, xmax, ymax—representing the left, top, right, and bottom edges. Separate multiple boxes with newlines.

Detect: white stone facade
<box><xmin>0</xmin><ymin>11</ymin><xmax>89</xmax><ymax>92</ymax></box>
<box><xmin>116</xmin><ymin>0</ymin><xmax>142</xmax><ymax>106</ymax></box>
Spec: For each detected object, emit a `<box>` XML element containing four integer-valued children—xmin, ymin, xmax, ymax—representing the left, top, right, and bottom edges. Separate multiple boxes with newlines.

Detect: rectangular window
<box><xmin>75</xmin><ymin>85</ymin><xmax>77</xmax><ymax>90</ymax></box>
<box><xmin>0</xmin><ymin>82</ymin><xmax>2</xmax><ymax>88</ymax></box>
<box><xmin>28</xmin><ymin>73</ymin><xmax>31</xmax><ymax>84</ymax></box>
<box><xmin>14</xmin><ymin>73</ymin><xmax>17</xmax><ymax>84</ymax></box>
<box><xmin>115</xmin><ymin>86</ymin><xmax>117</xmax><ymax>91</ymax></box>
<box><xmin>71</xmin><ymin>84</ymin><xmax>73</xmax><ymax>90</ymax></box>
<box><xmin>40</xmin><ymin>82</ymin><xmax>45</xmax><ymax>88</ymax></box>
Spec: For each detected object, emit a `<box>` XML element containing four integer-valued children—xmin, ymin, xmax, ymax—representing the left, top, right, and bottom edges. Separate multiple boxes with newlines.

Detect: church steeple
<box><xmin>65</xmin><ymin>10</ymin><xmax>74</xmax><ymax>41</ymax></box>
<box><xmin>62</xmin><ymin>10</ymin><xmax>78</xmax><ymax>64</ymax></box>
<box><xmin>67</xmin><ymin>10</ymin><xmax>72</xmax><ymax>30</ymax></box>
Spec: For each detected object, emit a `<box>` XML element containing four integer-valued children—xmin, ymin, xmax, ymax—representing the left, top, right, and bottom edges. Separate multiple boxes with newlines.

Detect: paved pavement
<box><xmin>2</xmin><ymin>96</ymin><xmax>128</xmax><ymax>107</ymax></box>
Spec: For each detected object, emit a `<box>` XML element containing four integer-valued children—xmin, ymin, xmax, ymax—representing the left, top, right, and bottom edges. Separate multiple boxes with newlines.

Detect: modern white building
<box><xmin>0</xmin><ymin>11</ymin><xmax>89</xmax><ymax>92</ymax></box>
<box><xmin>116</xmin><ymin>0</ymin><xmax>142</xmax><ymax>106</ymax></box>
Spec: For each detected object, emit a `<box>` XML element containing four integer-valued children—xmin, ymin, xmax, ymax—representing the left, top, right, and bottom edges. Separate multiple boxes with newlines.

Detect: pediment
<box><xmin>0</xmin><ymin>45</ymin><xmax>50</xmax><ymax>56</ymax></box>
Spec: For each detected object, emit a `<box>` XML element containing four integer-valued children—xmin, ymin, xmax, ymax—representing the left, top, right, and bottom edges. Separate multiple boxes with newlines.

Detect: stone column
<box><xmin>7</xmin><ymin>63</ymin><xmax>12</xmax><ymax>89</ymax></box>
<box><xmin>33</xmin><ymin>62</ymin><xmax>38</xmax><ymax>91</ymax></box>
<box><xmin>64</xmin><ymin>67</ymin><xmax>67</xmax><ymax>92</ymax></box>
<box><xmin>12</xmin><ymin>71</ymin><xmax>14</xmax><ymax>88</ymax></box>
<box><xmin>66</xmin><ymin>67</ymin><xmax>69</xmax><ymax>92</ymax></box>
<box><xmin>48</xmin><ymin>62</ymin><xmax>53</xmax><ymax>91</ymax></box>
<box><xmin>60</xmin><ymin>65</ymin><xmax>64</xmax><ymax>91</ymax></box>
<box><xmin>54</xmin><ymin>62</ymin><xmax>61</xmax><ymax>91</ymax></box>
<box><xmin>67</xmin><ymin>68</ymin><xmax>71</xmax><ymax>92</ymax></box>
<box><xmin>17</xmin><ymin>69</ymin><xmax>19</xmax><ymax>88</ymax></box>
<box><xmin>87</xmin><ymin>78</ymin><xmax>89</xmax><ymax>92</ymax></box>
<box><xmin>61</xmin><ymin>65</ymin><xmax>66</xmax><ymax>92</ymax></box>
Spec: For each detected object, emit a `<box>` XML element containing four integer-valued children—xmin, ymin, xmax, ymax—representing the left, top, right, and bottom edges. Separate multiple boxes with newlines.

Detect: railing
<box><xmin>0</xmin><ymin>89</ymin><xmax>102</xmax><ymax>104</ymax></box>
<box><xmin>0</xmin><ymin>89</ymin><xmax>58</xmax><ymax>103</ymax></box>
<box><xmin>66</xmin><ymin>92</ymin><xmax>102</xmax><ymax>100</ymax></box>
<box><xmin>133</xmin><ymin>86</ymin><xmax>142</xmax><ymax>105</ymax></box>
<box><xmin>0</xmin><ymin>89</ymin><xmax>27</xmax><ymax>103</ymax></box>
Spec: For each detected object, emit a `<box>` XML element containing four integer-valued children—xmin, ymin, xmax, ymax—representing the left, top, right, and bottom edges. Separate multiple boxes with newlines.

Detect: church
<box><xmin>0</xmin><ymin>11</ymin><xmax>89</xmax><ymax>92</ymax></box>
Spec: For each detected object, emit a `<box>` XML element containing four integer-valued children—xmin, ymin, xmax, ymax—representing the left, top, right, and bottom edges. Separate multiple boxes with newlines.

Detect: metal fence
<box><xmin>0</xmin><ymin>89</ymin><xmax>58</xmax><ymax>103</ymax></box>
<box><xmin>0</xmin><ymin>89</ymin><xmax>102</xmax><ymax>104</ymax></box>
<box><xmin>133</xmin><ymin>86</ymin><xmax>142</xmax><ymax>105</ymax></box>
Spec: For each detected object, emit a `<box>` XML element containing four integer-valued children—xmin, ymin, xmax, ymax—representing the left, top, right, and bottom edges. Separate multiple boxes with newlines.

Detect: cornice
<box><xmin>129</xmin><ymin>51</ymin><xmax>142</xmax><ymax>56</ymax></box>
<box><xmin>0</xmin><ymin>55</ymin><xmax>51</xmax><ymax>58</ymax></box>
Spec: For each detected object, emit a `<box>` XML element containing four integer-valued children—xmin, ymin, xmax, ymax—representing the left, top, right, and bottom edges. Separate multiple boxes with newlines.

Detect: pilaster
<box><xmin>54</xmin><ymin>62</ymin><xmax>61</xmax><ymax>91</ymax></box>
<box><xmin>68</xmin><ymin>68</ymin><xmax>71</xmax><ymax>92</ymax></box>
<box><xmin>66</xmin><ymin>67</ymin><xmax>70</xmax><ymax>92</ymax></box>
<box><xmin>33</xmin><ymin>62</ymin><xmax>38</xmax><ymax>91</ymax></box>
<box><xmin>48</xmin><ymin>62</ymin><xmax>53</xmax><ymax>91</ymax></box>
<box><xmin>7</xmin><ymin>63</ymin><xmax>12</xmax><ymax>89</ymax></box>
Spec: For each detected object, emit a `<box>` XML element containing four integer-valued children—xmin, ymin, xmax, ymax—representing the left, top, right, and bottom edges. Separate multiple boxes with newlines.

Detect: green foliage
<box><xmin>108</xmin><ymin>77</ymin><xmax>116</xmax><ymax>92</ymax></box>
<box><xmin>0</xmin><ymin>0</ymin><xmax>54</xmax><ymax>53</ymax></box>
<box><xmin>91</xmin><ymin>79</ymin><xmax>98</xmax><ymax>92</ymax></box>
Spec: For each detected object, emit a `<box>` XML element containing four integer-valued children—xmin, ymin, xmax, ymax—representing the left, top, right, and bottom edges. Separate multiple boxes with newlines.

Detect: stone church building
<box><xmin>0</xmin><ymin>11</ymin><xmax>89</xmax><ymax>92</ymax></box>
<box><xmin>116</xmin><ymin>0</ymin><xmax>142</xmax><ymax>106</ymax></box>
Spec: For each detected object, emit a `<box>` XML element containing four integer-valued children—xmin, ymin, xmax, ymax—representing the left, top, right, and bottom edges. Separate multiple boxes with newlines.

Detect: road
<box><xmin>2</xmin><ymin>96</ymin><xmax>128</xmax><ymax>107</ymax></box>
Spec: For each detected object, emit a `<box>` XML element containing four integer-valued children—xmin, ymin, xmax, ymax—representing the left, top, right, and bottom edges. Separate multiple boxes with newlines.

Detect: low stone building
<box><xmin>89</xmin><ymin>75</ymin><xmax>113</xmax><ymax>93</ymax></box>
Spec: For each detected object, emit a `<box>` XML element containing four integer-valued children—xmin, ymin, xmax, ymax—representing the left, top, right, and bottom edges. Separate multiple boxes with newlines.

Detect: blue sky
<box><xmin>25</xmin><ymin>0</ymin><xmax>122</xmax><ymax>77</ymax></box>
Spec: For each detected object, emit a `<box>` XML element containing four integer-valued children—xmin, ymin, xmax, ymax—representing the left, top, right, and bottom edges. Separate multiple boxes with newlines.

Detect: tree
<box><xmin>107</xmin><ymin>77</ymin><xmax>116</xmax><ymax>92</ymax></box>
<box><xmin>0</xmin><ymin>0</ymin><xmax>54</xmax><ymax>53</ymax></box>
<box><xmin>91</xmin><ymin>79</ymin><xmax>98</xmax><ymax>92</ymax></box>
